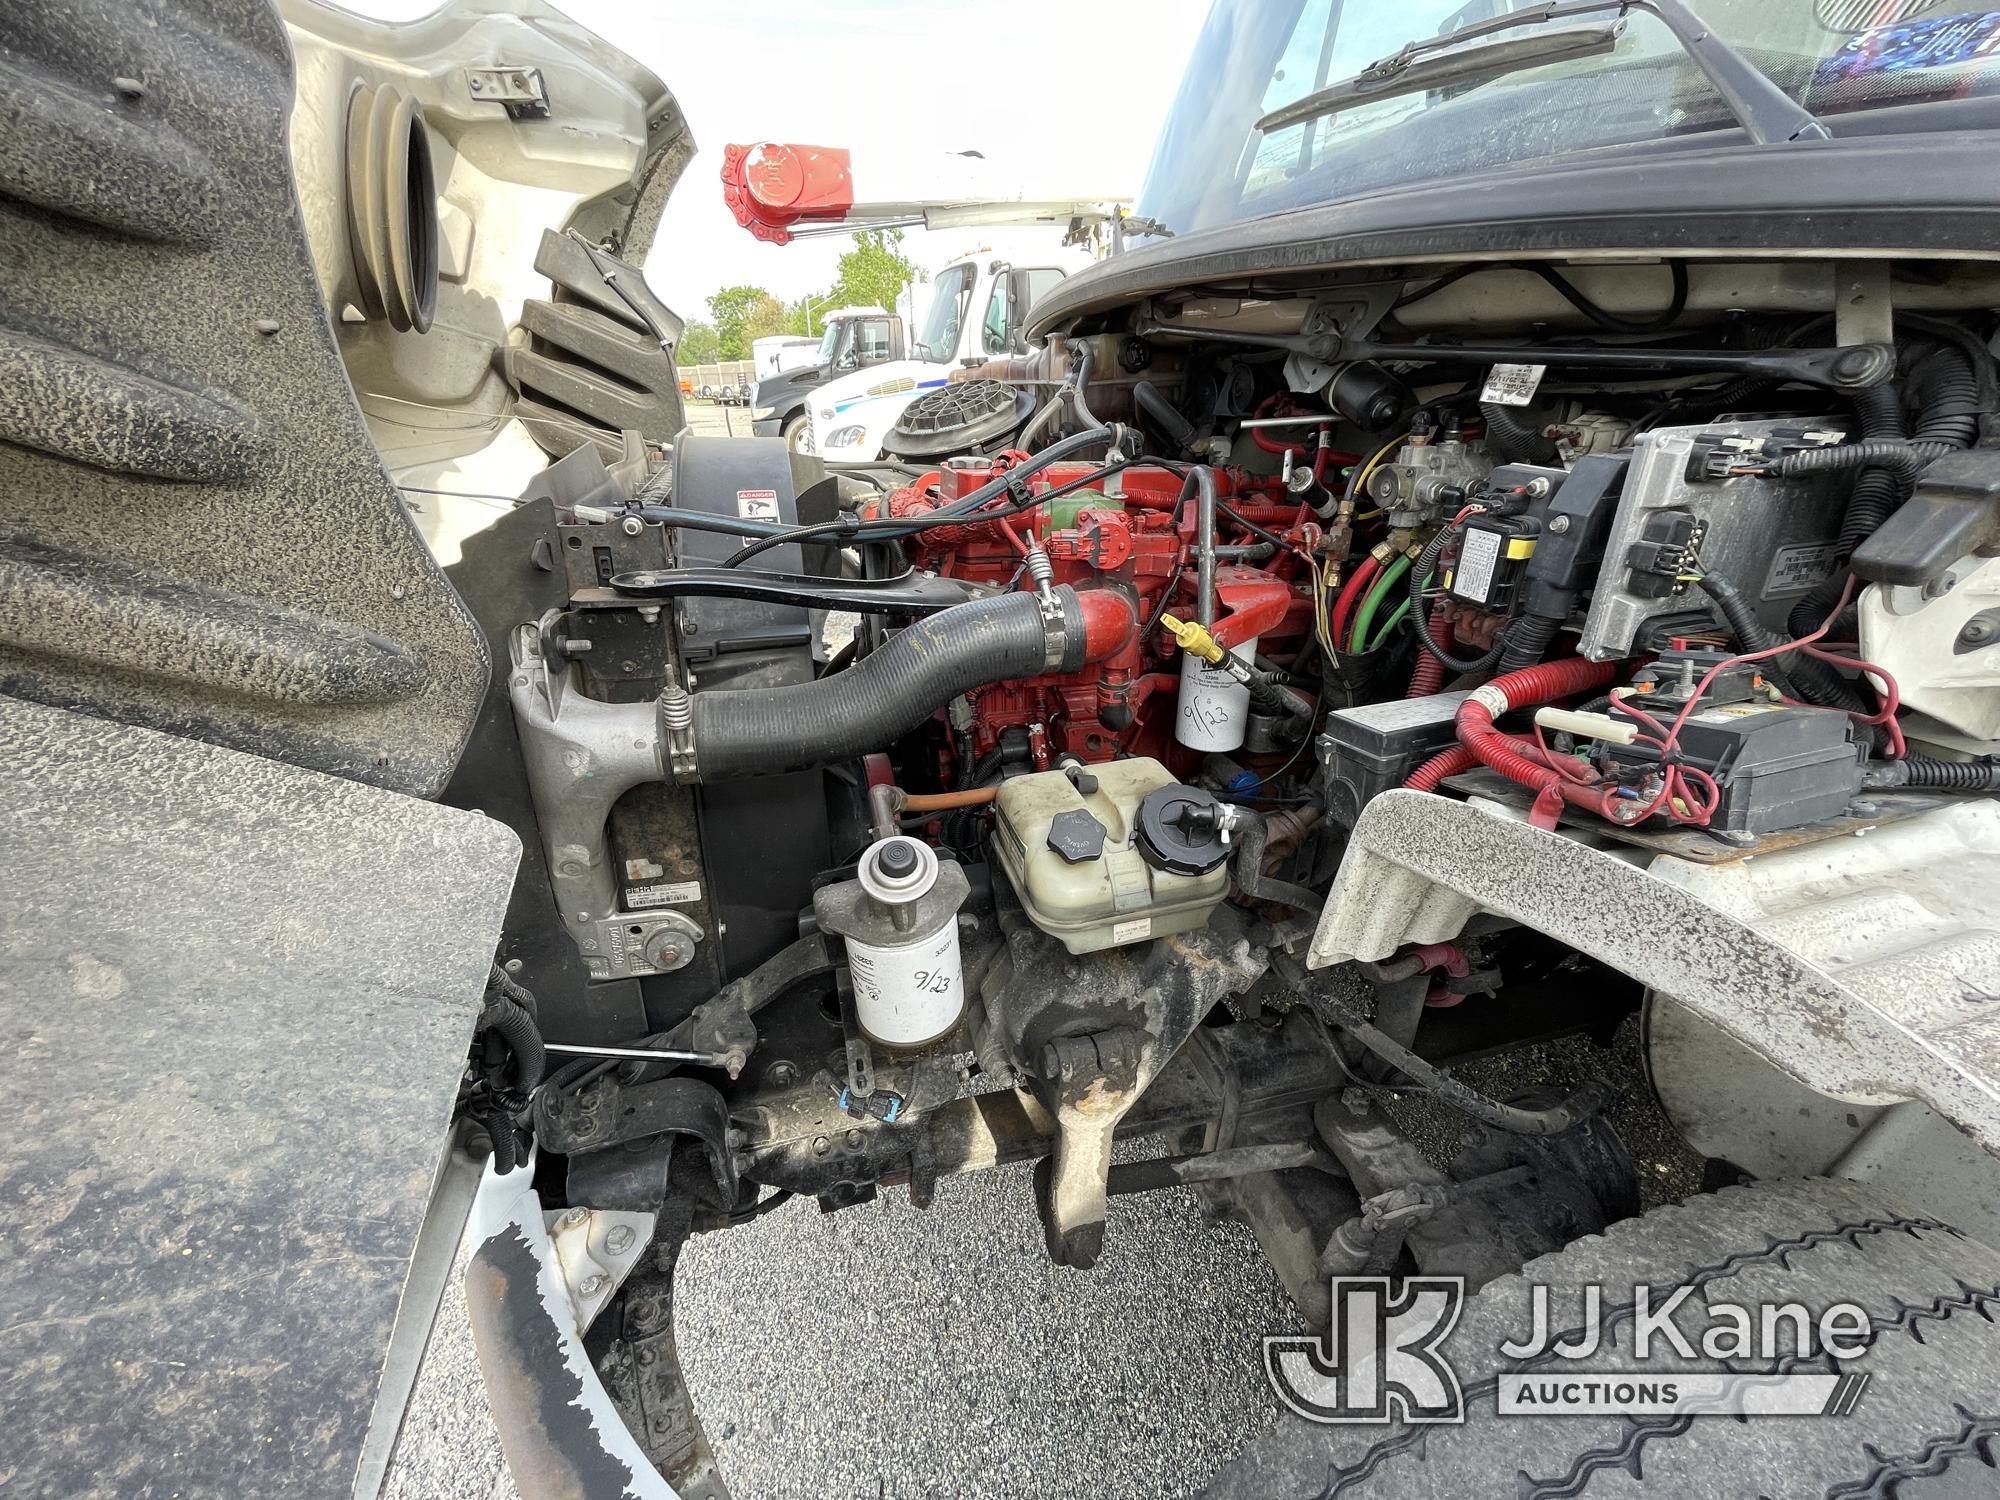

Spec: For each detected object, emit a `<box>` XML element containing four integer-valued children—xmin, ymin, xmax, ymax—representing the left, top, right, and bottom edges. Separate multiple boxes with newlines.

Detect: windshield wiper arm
<box><xmin>1258</xmin><ymin>19</ymin><xmax>1624</xmax><ymax>134</ymax></box>
<box><xmin>1258</xmin><ymin>0</ymin><xmax>1829</xmax><ymax>148</ymax></box>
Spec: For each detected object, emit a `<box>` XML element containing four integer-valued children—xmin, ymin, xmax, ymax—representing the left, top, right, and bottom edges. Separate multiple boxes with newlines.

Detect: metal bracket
<box><xmin>466</xmin><ymin>66</ymin><xmax>549</xmax><ymax>120</ymax></box>
<box><xmin>542</xmin><ymin>1206</ymin><xmax>656</xmax><ymax>1333</ymax></box>
<box><xmin>545</xmin><ymin>1075</ymin><xmax>741</xmax><ymax>1211</ymax></box>
<box><xmin>1036</xmin><ymin>1027</ymin><xmax>1149</xmax><ymax>1268</ymax></box>
<box><xmin>611</xmin><ymin>565</ymin><xmax>988</xmax><ymax>616</ymax></box>
<box><xmin>506</xmin><ymin>618</ymin><xmax>669</xmax><ymax>957</ymax></box>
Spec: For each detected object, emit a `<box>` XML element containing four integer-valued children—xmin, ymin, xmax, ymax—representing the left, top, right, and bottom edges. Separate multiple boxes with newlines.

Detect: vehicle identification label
<box><xmin>1454</xmin><ymin>527</ymin><xmax>1503</xmax><ymax>605</ymax></box>
<box><xmin>627</xmin><ymin>880</ymin><xmax>702</xmax><ymax>909</ymax></box>
<box><xmin>1479</xmin><ymin>363</ymin><xmax>1547</xmax><ymax>406</ymax></box>
<box><xmin>1762</xmin><ymin>540</ymin><xmax>1840</xmax><ymax>597</ymax></box>
<box><xmin>735</xmin><ymin>489</ymin><xmax>780</xmax><ymax>520</ymax></box>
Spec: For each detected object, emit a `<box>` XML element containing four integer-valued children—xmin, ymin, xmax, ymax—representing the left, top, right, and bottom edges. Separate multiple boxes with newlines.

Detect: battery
<box><xmin>1316</xmin><ymin>691</ymin><xmax>1472</xmax><ymax>827</ymax></box>
<box><xmin>1605</xmin><ymin>699</ymin><xmax>1864</xmax><ymax>834</ymax></box>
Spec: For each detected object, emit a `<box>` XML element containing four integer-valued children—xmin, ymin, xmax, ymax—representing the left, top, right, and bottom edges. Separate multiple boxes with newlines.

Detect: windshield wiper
<box><xmin>1257</xmin><ymin>0</ymin><xmax>1828</xmax><ymax>148</ymax></box>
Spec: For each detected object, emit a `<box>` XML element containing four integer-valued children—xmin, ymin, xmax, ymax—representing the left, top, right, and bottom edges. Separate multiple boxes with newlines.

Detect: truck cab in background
<box><xmin>750</xmin><ymin>305</ymin><xmax>902</xmax><ymax>449</ymax></box>
<box><xmin>751</xmin><ymin>334</ymin><xmax>818</xmax><ymax>383</ymax></box>
<box><xmin>806</xmin><ymin>253</ymin><xmax>1073</xmax><ymax>463</ymax></box>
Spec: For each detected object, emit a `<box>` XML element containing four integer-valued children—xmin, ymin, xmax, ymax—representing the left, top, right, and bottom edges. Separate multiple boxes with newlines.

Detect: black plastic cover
<box><xmin>1852</xmin><ymin>448</ymin><xmax>2000</xmax><ymax>587</ymax></box>
<box><xmin>670</xmin><ymin>435</ymin><xmax>814</xmax><ymax>670</ymax></box>
<box><xmin>1135</xmin><ymin>783</ymin><xmax>1232</xmax><ymax>875</ymax></box>
<box><xmin>1606</xmin><ymin>699</ymin><xmax>1863</xmax><ymax>835</ymax></box>
<box><xmin>1525</xmin><ymin>454</ymin><xmax>1629</xmax><ymax>616</ymax></box>
<box><xmin>1047</xmin><ymin>808</ymin><xmax>1109</xmax><ymax>863</ymax></box>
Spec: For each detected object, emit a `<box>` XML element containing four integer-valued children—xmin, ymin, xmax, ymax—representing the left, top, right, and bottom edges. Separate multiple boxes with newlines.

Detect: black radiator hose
<box><xmin>1478</xmin><ymin>400</ymin><xmax>1563</xmax><ymax>467</ymax></box>
<box><xmin>688</xmin><ymin>587</ymin><xmax>1089</xmax><ymax>779</ymax></box>
<box><xmin>1134</xmin><ymin>379</ymin><xmax>1198</xmax><ymax>455</ymax></box>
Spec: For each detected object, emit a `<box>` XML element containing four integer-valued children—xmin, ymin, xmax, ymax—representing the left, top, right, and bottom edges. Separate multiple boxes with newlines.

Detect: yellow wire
<box><xmin>1304</xmin><ymin>433</ymin><xmax>1407</xmax><ymax>662</ymax></box>
<box><xmin>1346</xmin><ymin>433</ymin><xmax>1407</xmax><ymax>523</ymax></box>
<box><xmin>1311</xmin><ymin>554</ymin><xmax>1338</xmax><ymax>661</ymax></box>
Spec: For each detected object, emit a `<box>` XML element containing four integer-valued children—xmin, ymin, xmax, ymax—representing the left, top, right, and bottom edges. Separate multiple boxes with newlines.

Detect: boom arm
<box><xmin>721</xmin><ymin>141</ymin><xmax>1131</xmax><ymax>245</ymax></box>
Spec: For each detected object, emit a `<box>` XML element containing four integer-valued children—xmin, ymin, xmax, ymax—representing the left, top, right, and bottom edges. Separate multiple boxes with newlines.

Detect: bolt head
<box><xmin>622</xmin><ymin>516</ymin><xmax>643</xmax><ymax>536</ymax></box>
<box><xmin>605</xmin><ymin>1224</ymin><xmax>635</xmax><ymax>1255</ymax></box>
<box><xmin>1547</xmin><ymin>514</ymin><xmax>1571</xmax><ymax>534</ymax></box>
<box><xmin>562</xmin><ymin>1207</ymin><xmax>589</xmax><ymax>1227</ymax></box>
<box><xmin>578</xmin><ymin>1274</ymin><xmax>607</xmax><ymax>1297</ymax></box>
<box><xmin>1962</xmin><ymin>618</ymin><xmax>1997</xmax><ymax>645</ymax></box>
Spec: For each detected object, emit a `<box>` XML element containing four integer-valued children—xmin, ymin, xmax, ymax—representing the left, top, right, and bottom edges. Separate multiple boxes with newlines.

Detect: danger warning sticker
<box><xmin>736</xmin><ymin>489</ymin><xmax>780</xmax><ymax>520</ymax></box>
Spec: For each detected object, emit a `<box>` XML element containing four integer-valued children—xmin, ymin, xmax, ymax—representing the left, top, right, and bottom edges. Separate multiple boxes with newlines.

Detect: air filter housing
<box><xmin>884</xmin><ymin>379</ymin><xmax>1033</xmax><ymax>459</ymax></box>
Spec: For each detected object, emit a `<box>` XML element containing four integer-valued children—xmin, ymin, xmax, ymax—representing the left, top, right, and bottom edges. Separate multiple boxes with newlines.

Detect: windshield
<box><xmin>815</xmin><ymin>322</ymin><xmax>843</xmax><ymax>364</ymax></box>
<box><xmin>915</xmin><ymin>264</ymin><xmax>975</xmax><ymax>361</ymax></box>
<box><xmin>1138</xmin><ymin>0</ymin><xmax>2000</xmax><ymax>237</ymax></box>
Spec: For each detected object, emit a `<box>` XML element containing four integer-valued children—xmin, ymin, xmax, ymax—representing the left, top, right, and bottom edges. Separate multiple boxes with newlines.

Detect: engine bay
<box><xmin>449</xmin><ymin>253</ymin><xmax>2000</xmax><ymax>1484</ymax></box>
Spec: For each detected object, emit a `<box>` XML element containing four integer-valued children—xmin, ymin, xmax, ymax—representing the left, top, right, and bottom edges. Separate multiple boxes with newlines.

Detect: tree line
<box><xmin>677</xmin><ymin>229</ymin><xmax>922</xmax><ymax>365</ymax></box>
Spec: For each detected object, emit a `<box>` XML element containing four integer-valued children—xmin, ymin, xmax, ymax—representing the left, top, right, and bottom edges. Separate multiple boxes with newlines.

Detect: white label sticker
<box><xmin>1111</xmin><ymin>917</ymin><xmax>1152</xmax><ymax>944</ymax></box>
<box><xmin>1479</xmin><ymin>363</ymin><xmax>1547</xmax><ymax>406</ymax></box>
<box><xmin>735</xmin><ymin>489</ymin><xmax>780</xmax><ymax>520</ymax></box>
<box><xmin>1762</xmin><ymin>540</ymin><xmax>1841</xmax><ymax>598</ymax></box>
<box><xmin>848</xmin><ymin>924</ymin><xmax>963</xmax><ymax>1046</ymax></box>
<box><xmin>627</xmin><ymin>880</ymin><xmax>702</xmax><ymax>909</ymax></box>
<box><xmin>1453</xmin><ymin>527</ymin><xmax>1503</xmax><ymax>605</ymax></box>
<box><xmin>1695</xmin><ymin>702</ymin><xmax>1779</xmax><ymax>724</ymax></box>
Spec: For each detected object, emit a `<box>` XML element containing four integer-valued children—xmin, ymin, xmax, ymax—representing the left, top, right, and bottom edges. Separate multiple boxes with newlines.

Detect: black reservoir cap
<box><xmin>1135</xmin><ymin>785</ymin><xmax>1231</xmax><ymax>876</ymax></box>
<box><xmin>1047</xmin><ymin>808</ymin><xmax>1108</xmax><ymax>864</ymax></box>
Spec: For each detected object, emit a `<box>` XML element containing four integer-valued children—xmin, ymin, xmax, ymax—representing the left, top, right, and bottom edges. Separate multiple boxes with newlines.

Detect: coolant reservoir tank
<box><xmin>994</xmin><ymin>758</ymin><xmax>1232</xmax><ymax>955</ymax></box>
<box><xmin>813</xmin><ymin>837</ymin><xmax>969</xmax><ymax>1048</ymax></box>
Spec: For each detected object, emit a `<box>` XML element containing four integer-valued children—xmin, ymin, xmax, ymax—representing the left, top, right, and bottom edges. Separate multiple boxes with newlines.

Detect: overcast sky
<box><xmin>544</xmin><ymin>0</ymin><xmax>1212</xmax><ymax>321</ymax></box>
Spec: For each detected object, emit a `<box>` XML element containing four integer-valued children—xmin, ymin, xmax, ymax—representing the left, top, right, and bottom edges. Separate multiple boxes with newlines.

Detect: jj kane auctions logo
<box><xmin>1265</xmin><ymin>1278</ymin><xmax>1874</xmax><ymax>1424</ymax></box>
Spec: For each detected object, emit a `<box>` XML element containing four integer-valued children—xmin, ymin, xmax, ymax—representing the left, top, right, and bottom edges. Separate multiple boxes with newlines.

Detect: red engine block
<box><xmin>864</xmin><ymin>455</ymin><xmax>1317</xmax><ymax>770</ymax></box>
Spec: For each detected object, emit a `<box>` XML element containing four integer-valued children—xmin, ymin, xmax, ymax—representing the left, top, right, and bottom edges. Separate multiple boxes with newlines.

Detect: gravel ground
<box><xmin>385</xmin><ymin>411</ymin><xmax>1706</xmax><ymax>1496</ymax></box>
<box><xmin>684</xmin><ymin>399</ymin><xmax>753</xmax><ymax>439</ymax></box>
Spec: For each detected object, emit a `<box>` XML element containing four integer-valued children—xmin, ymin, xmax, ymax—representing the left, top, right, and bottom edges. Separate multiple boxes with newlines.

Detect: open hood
<box><xmin>0</xmin><ymin>2</ymin><xmax>687</xmax><ymax>1495</ymax></box>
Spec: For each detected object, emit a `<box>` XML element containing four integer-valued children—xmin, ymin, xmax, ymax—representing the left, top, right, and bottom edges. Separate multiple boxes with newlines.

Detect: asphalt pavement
<box><xmin>386</xmin><ymin>1017</ymin><xmax>1697</xmax><ymax>1500</ymax></box>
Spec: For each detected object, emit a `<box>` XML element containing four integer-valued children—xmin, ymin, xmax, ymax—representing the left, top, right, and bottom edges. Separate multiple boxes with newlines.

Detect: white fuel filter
<box><xmin>813</xmin><ymin>836</ymin><xmax>969</xmax><ymax>1048</ymax></box>
<box><xmin>1176</xmin><ymin>634</ymin><xmax>1259</xmax><ymax>752</ymax></box>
